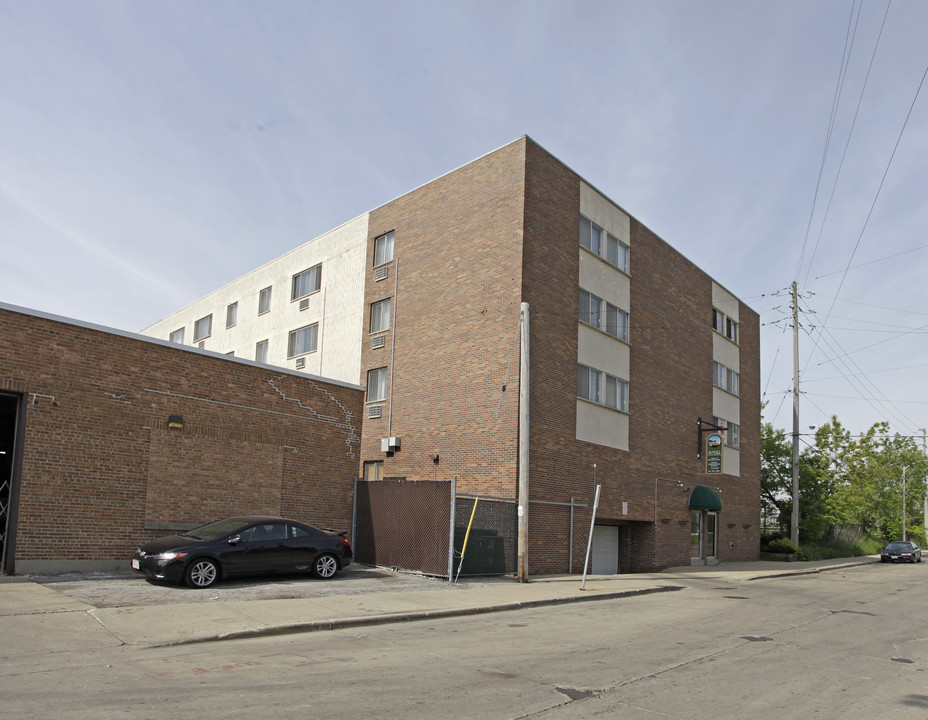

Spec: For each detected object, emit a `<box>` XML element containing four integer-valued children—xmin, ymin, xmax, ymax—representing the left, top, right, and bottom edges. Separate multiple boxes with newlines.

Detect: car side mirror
<box><xmin>228</xmin><ymin>535</ymin><xmax>241</xmax><ymax>545</ymax></box>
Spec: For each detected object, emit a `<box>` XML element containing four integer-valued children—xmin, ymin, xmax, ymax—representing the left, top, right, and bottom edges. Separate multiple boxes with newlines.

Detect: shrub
<box><xmin>760</xmin><ymin>532</ymin><xmax>786</xmax><ymax>552</ymax></box>
<box><xmin>766</xmin><ymin>537</ymin><xmax>800</xmax><ymax>555</ymax></box>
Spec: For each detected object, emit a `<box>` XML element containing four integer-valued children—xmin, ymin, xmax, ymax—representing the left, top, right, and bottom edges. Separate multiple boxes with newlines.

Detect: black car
<box><xmin>880</xmin><ymin>540</ymin><xmax>922</xmax><ymax>563</ymax></box>
<box><xmin>131</xmin><ymin>516</ymin><xmax>352</xmax><ymax>588</ymax></box>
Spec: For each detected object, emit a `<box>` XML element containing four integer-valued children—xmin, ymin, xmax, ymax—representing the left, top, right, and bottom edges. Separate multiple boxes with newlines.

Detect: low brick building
<box><xmin>0</xmin><ymin>303</ymin><xmax>363</xmax><ymax>574</ymax></box>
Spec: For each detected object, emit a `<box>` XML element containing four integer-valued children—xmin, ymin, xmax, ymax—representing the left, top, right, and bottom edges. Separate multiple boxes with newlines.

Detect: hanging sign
<box><xmin>706</xmin><ymin>433</ymin><xmax>723</xmax><ymax>474</ymax></box>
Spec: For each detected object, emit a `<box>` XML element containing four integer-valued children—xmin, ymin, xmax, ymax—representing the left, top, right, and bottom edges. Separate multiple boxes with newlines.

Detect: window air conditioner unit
<box><xmin>299</xmin><ymin>298</ymin><xmax>310</xmax><ymax>311</ymax></box>
<box><xmin>295</xmin><ymin>357</ymin><xmax>305</xmax><ymax>369</ymax></box>
<box><xmin>374</xmin><ymin>267</ymin><xmax>389</xmax><ymax>282</ymax></box>
<box><xmin>368</xmin><ymin>405</ymin><xmax>382</xmax><ymax>419</ymax></box>
<box><xmin>371</xmin><ymin>334</ymin><xmax>386</xmax><ymax>349</ymax></box>
<box><xmin>381</xmin><ymin>436</ymin><xmax>401</xmax><ymax>452</ymax></box>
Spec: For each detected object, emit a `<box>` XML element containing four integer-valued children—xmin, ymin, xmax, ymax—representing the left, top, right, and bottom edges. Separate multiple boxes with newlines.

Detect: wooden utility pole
<box><xmin>791</xmin><ymin>281</ymin><xmax>801</xmax><ymax>547</ymax></box>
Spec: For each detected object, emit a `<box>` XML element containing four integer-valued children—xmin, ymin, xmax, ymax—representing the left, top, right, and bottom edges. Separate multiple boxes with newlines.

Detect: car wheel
<box><xmin>186</xmin><ymin>558</ymin><xmax>220</xmax><ymax>588</ymax></box>
<box><xmin>313</xmin><ymin>553</ymin><xmax>339</xmax><ymax>579</ymax></box>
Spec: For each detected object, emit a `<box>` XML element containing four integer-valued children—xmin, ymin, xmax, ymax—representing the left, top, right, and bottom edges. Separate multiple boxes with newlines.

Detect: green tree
<box><xmin>766</xmin><ymin>414</ymin><xmax>928</xmax><ymax>544</ymax></box>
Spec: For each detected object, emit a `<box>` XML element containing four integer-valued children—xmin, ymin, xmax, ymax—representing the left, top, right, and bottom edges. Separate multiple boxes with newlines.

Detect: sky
<box><xmin>1</xmin><ymin>0</ymin><xmax>926</xmax><ymax>441</ymax></box>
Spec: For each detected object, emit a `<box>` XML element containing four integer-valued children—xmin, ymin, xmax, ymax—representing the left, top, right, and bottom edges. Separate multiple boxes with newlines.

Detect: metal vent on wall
<box><xmin>197</xmin><ymin>341</ymin><xmax>205</xmax><ymax>349</ymax></box>
<box><xmin>371</xmin><ymin>334</ymin><xmax>386</xmax><ymax>349</ymax></box>
<box><xmin>368</xmin><ymin>405</ymin><xmax>383</xmax><ymax>419</ymax></box>
<box><xmin>374</xmin><ymin>267</ymin><xmax>389</xmax><ymax>282</ymax></box>
<box><xmin>299</xmin><ymin>298</ymin><xmax>309</xmax><ymax>311</ymax></box>
<box><xmin>295</xmin><ymin>357</ymin><xmax>305</xmax><ymax>369</ymax></box>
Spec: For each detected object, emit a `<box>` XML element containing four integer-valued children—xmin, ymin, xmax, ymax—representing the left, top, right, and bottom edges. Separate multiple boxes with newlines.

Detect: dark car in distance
<box><xmin>880</xmin><ymin>540</ymin><xmax>922</xmax><ymax>564</ymax></box>
<box><xmin>131</xmin><ymin>516</ymin><xmax>353</xmax><ymax>588</ymax></box>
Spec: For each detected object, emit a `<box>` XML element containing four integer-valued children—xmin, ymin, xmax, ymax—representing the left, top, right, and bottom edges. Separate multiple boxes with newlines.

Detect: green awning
<box><xmin>689</xmin><ymin>485</ymin><xmax>722</xmax><ymax>511</ymax></box>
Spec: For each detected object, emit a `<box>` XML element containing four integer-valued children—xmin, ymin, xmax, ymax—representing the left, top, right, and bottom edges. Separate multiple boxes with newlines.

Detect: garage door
<box><xmin>591</xmin><ymin>525</ymin><xmax>619</xmax><ymax>574</ymax></box>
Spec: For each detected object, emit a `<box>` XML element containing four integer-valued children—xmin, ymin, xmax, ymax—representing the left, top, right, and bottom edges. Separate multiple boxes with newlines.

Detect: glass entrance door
<box><xmin>706</xmin><ymin>512</ymin><xmax>718</xmax><ymax>561</ymax></box>
<box><xmin>690</xmin><ymin>510</ymin><xmax>702</xmax><ymax>561</ymax></box>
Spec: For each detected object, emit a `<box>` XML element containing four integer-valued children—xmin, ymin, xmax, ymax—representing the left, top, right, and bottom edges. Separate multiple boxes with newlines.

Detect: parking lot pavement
<box><xmin>19</xmin><ymin>565</ymin><xmax>457</xmax><ymax>608</ymax></box>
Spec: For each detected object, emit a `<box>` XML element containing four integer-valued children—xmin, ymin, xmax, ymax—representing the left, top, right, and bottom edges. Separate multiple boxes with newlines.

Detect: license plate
<box><xmin>131</xmin><ymin>559</ymin><xmax>140</xmax><ymax>570</ymax></box>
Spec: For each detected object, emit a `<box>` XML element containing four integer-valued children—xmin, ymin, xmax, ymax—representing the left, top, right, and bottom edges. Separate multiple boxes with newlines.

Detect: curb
<box><xmin>153</xmin><ymin>584</ymin><xmax>684</xmax><ymax>647</ymax></box>
<box><xmin>745</xmin><ymin>558</ymin><xmax>878</xmax><ymax>581</ymax></box>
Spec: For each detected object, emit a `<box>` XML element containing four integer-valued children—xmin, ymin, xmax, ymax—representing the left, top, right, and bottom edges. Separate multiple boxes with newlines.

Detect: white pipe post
<box><xmin>518</xmin><ymin>303</ymin><xmax>530</xmax><ymax>583</ymax></box>
<box><xmin>580</xmin><ymin>484</ymin><xmax>601</xmax><ymax>590</ymax></box>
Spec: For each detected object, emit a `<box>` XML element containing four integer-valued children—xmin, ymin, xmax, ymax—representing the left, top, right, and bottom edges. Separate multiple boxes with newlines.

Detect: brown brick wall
<box><xmin>0</xmin><ymin>307</ymin><xmax>362</xmax><ymax>573</ymax></box>
<box><xmin>360</xmin><ymin>139</ymin><xmax>527</xmax><ymax>498</ymax></box>
<box><xmin>520</xmin><ymin>140</ymin><xmax>760</xmax><ymax>571</ymax></box>
<box><xmin>357</xmin><ymin>138</ymin><xmax>760</xmax><ymax>573</ymax></box>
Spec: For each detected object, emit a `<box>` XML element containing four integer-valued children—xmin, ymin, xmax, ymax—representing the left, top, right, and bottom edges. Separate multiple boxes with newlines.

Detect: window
<box><xmin>712</xmin><ymin>308</ymin><xmax>738</xmax><ymax>343</ymax></box>
<box><xmin>374</xmin><ymin>231</ymin><xmax>394</xmax><ymax>267</ymax></box>
<box><xmin>193</xmin><ymin>314</ymin><xmax>212</xmax><ymax>342</ymax></box>
<box><xmin>727</xmin><ymin>367</ymin><xmax>740</xmax><ymax>396</ymax></box>
<box><xmin>726</xmin><ymin>317</ymin><xmax>738</xmax><ymax>343</ymax></box>
<box><xmin>607</xmin><ymin>233</ymin><xmax>630</xmax><ymax>273</ymax></box>
<box><xmin>713</xmin><ymin>417</ymin><xmax>741</xmax><ymax>448</ymax></box>
<box><xmin>580</xmin><ymin>217</ymin><xmax>602</xmax><ymax>255</ymax></box>
<box><xmin>169</xmin><ymin>328</ymin><xmax>184</xmax><ymax>344</ymax></box>
<box><xmin>580</xmin><ymin>216</ymin><xmax>629</xmax><ymax>272</ymax></box>
<box><xmin>255</xmin><ymin>340</ymin><xmax>268</xmax><ymax>364</ymax></box>
<box><xmin>364</xmin><ymin>460</ymin><xmax>384</xmax><ymax>481</ymax></box>
<box><xmin>258</xmin><ymin>286</ymin><xmax>272</xmax><ymax>315</ymax></box>
<box><xmin>579</xmin><ymin>289</ymin><xmax>629</xmax><ymax>342</ymax></box>
<box><xmin>367</xmin><ymin>367</ymin><xmax>388</xmax><ymax>402</ymax></box>
<box><xmin>370</xmin><ymin>298</ymin><xmax>392</xmax><ymax>333</ymax></box>
<box><xmin>287</xmin><ymin>324</ymin><xmax>318</xmax><ymax>357</ymax></box>
<box><xmin>713</xmin><ymin>361</ymin><xmax>739</xmax><ymax>395</ymax></box>
<box><xmin>727</xmin><ymin>421</ymin><xmax>741</xmax><ymax>448</ymax></box>
<box><xmin>226</xmin><ymin>302</ymin><xmax>238</xmax><ymax>328</ymax></box>
<box><xmin>578</xmin><ymin>364</ymin><xmax>628</xmax><ymax>412</ymax></box>
<box><xmin>292</xmin><ymin>265</ymin><xmax>321</xmax><ymax>301</ymax></box>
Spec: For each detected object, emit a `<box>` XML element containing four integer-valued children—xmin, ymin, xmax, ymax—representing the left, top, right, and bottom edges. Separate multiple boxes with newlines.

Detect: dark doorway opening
<box><xmin>0</xmin><ymin>393</ymin><xmax>20</xmax><ymax>574</ymax></box>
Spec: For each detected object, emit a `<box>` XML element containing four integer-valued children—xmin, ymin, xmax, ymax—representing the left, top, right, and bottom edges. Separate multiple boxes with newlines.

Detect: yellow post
<box><xmin>454</xmin><ymin>498</ymin><xmax>479</xmax><ymax>583</ymax></box>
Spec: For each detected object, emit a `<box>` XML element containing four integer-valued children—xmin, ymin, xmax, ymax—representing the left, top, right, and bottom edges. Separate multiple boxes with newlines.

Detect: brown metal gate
<box><xmin>353</xmin><ymin>478</ymin><xmax>452</xmax><ymax>576</ymax></box>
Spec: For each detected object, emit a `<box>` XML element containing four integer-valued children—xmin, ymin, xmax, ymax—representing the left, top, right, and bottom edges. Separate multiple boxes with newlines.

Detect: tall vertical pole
<box><xmin>518</xmin><ymin>303</ymin><xmax>530</xmax><ymax>583</ymax></box>
<box><xmin>920</xmin><ymin>430</ymin><xmax>927</xmax><ymax>535</ymax></box>
<box><xmin>448</xmin><ymin>475</ymin><xmax>457</xmax><ymax>583</ymax></box>
<box><xmin>791</xmin><ymin>281</ymin><xmax>801</xmax><ymax>547</ymax></box>
<box><xmin>580</xmin><ymin>484</ymin><xmax>602</xmax><ymax>590</ymax></box>
<box><xmin>902</xmin><ymin>466</ymin><xmax>908</xmax><ymax>542</ymax></box>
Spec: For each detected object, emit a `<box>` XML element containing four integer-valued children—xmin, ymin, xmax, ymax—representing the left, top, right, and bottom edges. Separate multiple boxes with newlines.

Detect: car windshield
<box><xmin>182</xmin><ymin>518</ymin><xmax>250</xmax><ymax>541</ymax></box>
<box><xmin>885</xmin><ymin>542</ymin><xmax>913</xmax><ymax>551</ymax></box>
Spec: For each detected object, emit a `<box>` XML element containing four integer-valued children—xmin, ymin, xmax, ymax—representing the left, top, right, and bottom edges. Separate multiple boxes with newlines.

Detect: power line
<box><xmin>802</xmin><ymin>44</ymin><xmax>928</xmax><ymax>385</ymax></box>
<box><xmin>800</xmin><ymin>0</ymin><xmax>892</xmax><ymax>287</ymax></box>
<box><xmin>808</xmin><ymin>292</ymin><xmax>928</xmax><ymax>317</ymax></box>
<box><xmin>793</xmin><ymin>0</ymin><xmax>862</xmax><ymax>282</ymax></box>
<box><xmin>811</xmin><ymin>245</ymin><xmax>928</xmax><ymax>281</ymax></box>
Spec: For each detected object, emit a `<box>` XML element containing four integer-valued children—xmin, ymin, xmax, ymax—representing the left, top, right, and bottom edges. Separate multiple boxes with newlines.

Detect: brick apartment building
<box><xmin>144</xmin><ymin>136</ymin><xmax>761</xmax><ymax>573</ymax></box>
<box><xmin>0</xmin><ymin>303</ymin><xmax>363</xmax><ymax>574</ymax></box>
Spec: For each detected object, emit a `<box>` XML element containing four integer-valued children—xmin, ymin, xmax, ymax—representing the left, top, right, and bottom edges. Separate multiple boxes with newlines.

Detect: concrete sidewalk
<box><xmin>0</xmin><ymin>557</ymin><xmax>877</xmax><ymax>653</ymax></box>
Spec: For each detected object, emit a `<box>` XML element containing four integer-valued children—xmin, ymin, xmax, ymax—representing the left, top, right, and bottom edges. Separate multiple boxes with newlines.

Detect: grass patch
<box><xmin>798</xmin><ymin>536</ymin><xmax>884</xmax><ymax>561</ymax></box>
